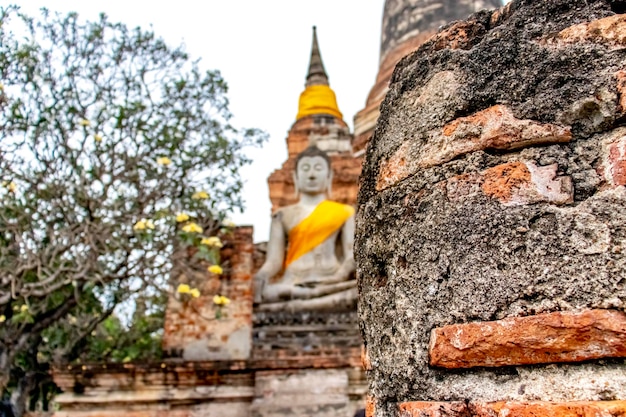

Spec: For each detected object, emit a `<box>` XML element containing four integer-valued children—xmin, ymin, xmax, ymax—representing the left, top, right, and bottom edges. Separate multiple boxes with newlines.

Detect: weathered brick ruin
<box><xmin>356</xmin><ymin>0</ymin><xmax>626</xmax><ymax>416</ymax></box>
<box><xmin>353</xmin><ymin>0</ymin><xmax>502</xmax><ymax>154</ymax></box>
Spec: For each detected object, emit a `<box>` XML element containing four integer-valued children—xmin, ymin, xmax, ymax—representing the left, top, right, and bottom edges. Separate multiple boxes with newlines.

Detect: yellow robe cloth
<box><xmin>285</xmin><ymin>200</ymin><xmax>354</xmax><ymax>268</ymax></box>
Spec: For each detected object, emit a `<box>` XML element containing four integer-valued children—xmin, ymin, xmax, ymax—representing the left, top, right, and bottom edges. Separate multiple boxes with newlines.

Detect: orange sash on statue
<box><xmin>284</xmin><ymin>200</ymin><xmax>354</xmax><ymax>268</ymax></box>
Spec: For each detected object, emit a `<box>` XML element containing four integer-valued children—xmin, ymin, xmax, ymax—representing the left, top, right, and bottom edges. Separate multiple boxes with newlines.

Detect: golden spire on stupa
<box><xmin>296</xmin><ymin>26</ymin><xmax>343</xmax><ymax>121</ymax></box>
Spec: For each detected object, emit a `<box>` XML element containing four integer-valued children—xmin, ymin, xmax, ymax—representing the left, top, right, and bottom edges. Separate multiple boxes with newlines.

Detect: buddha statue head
<box><xmin>294</xmin><ymin>145</ymin><xmax>332</xmax><ymax>197</ymax></box>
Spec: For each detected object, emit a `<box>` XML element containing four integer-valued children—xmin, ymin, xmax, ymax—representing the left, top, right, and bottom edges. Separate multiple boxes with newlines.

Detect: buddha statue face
<box><xmin>295</xmin><ymin>155</ymin><xmax>331</xmax><ymax>195</ymax></box>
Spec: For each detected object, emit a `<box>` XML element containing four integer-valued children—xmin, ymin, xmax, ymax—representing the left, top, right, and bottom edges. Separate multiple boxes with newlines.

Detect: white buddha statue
<box><xmin>254</xmin><ymin>146</ymin><xmax>356</xmax><ymax>311</ymax></box>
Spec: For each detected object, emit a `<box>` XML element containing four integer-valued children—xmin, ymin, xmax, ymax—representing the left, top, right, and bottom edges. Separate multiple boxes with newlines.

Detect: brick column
<box><xmin>356</xmin><ymin>1</ymin><xmax>626</xmax><ymax>416</ymax></box>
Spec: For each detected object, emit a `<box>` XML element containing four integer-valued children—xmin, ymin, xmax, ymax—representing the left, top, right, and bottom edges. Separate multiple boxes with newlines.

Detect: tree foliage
<box><xmin>0</xmin><ymin>6</ymin><xmax>265</xmax><ymax>415</ymax></box>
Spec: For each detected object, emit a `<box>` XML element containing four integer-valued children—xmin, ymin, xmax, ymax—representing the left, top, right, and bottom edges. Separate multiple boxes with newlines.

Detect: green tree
<box><xmin>0</xmin><ymin>6</ymin><xmax>266</xmax><ymax>415</ymax></box>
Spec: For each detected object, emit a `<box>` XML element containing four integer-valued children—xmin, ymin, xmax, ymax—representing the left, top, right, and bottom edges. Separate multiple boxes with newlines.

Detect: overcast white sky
<box><xmin>17</xmin><ymin>1</ymin><xmax>385</xmax><ymax>242</ymax></box>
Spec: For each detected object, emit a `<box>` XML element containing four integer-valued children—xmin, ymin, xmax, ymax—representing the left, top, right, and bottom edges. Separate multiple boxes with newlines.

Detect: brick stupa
<box><xmin>353</xmin><ymin>0</ymin><xmax>503</xmax><ymax>154</ymax></box>
<box><xmin>268</xmin><ymin>27</ymin><xmax>361</xmax><ymax>211</ymax></box>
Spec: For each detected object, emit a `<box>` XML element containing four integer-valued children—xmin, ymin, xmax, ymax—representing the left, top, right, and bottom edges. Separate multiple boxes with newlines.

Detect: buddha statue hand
<box><xmin>296</xmin><ymin>273</ymin><xmax>348</xmax><ymax>288</ymax></box>
<box><xmin>253</xmin><ymin>274</ymin><xmax>268</xmax><ymax>304</ymax></box>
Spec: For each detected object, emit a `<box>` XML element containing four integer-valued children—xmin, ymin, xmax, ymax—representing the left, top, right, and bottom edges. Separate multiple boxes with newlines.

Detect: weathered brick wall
<box><xmin>52</xmin><ymin>362</ymin><xmax>255</xmax><ymax>417</ymax></box>
<box><xmin>356</xmin><ymin>1</ymin><xmax>626</xmax><ymax>416</ymax></box>
<box><xmin>353</xmin><ymin>0</ymin><xmax>502</xmax><ymax>154</ymax></box>
<box><xmin>162</xmin><ymin>226</ymin><xmax>254</xmax><ymax>361</ymax></box>
<box><xmin>251</xmin><ymin>369</ymin><xmax>365</xmax><ymax>417</ymax></box>
<box><xmin>52</xmin><ymin>359</ymin><xmax>364</xmax><ymax>417</ymax></box>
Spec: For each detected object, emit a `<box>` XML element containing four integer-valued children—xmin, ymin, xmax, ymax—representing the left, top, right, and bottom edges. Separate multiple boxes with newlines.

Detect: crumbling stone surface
<box><xmin>356</xmin><ymin>0</ymin><xmax>626</xmax><ymax>414</ymax></box>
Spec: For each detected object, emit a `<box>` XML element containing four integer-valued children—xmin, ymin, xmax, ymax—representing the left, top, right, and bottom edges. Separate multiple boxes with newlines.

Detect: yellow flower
<box><xmin>133</xmin><ymin>219</ymin><xmax>154</xmax><ymax>231</ymax></box>
<box><xmin>0</xmin><ymin>315</ymin><xmax>5</xmax><ymax>323</ymax></box>
<box><xmin>20</xmin><ymin>304</ymin><xmax>28</xmax><ymax>312</ymax></box>
<box><xmin>133</xmin><ymin>220</ymin><xmax>146</xmax><ymax>231</ymax></box>
<box><xmin>0</xmin><ymin>82</ymin><xmax>4</xmax><ymax>91</ymax></box>
<box><xmin>190</xmin><ymin>288</ymin><xmax>201</xmax><ymax>298</ymax></box>
<box><xmin>133</xmin><ymin>219</ymin><xmax>146</xmax><ymax>231</ymax></box>
<box><xmin>94</xmin><ymin>134</ymin><xmax>103</xmax><ymax>142</ymax></box>
<box><xmin>157</xmin><ymin>156</ymin><xmax>171</xmax><ymax>166</ymax></box>
<box><xmin>192</xmin><ymin>191</ymin><xmax>209</xmax><ymax>200</ymax></box>
<box><xmin>212</xmin><ymin>295</ymin><xmax>230</xmax><ymax>306</ymax></box>
<box><xmin>200</xmin><ymin>236</ymin><xmax>223</xmax><ymax>248</ymax></box>
<box><xmin>79</xmin><ymin>118</ymin><xmax>91</xmax><ymax>127</ymax></box>
<box><xmin>175</xmin><ymin>212</ymin><xmax>190</xmax><ymax>223</ymax></box>
<box><xmin>177</xmin><ymin>284</ymin><xmax>191</xmax><ymax>294</ymax></box>
<box><xmin>3</xmin><ymin>181</ymin><xmax>16</xmax><ymax>193</ymax></box>
<box><xmin>222</xmin><ymin>219</ymin><xmax>236</xmax><ymax>228</ymax></box>
<box><xmin>208</xmin><ymin>265</ymin><xmax>223</xmax><ymax>275</ymax></box>
<box><xmin>182</xmin><ymin>222</ymin><xmax>202</xmax><ymax>234</ymax></box>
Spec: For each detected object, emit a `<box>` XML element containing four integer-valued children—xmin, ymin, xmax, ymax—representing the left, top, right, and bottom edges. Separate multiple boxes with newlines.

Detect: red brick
<box><xmin>481</xmin><ymin>161</ymin><xmax>573</xmax><ymax>206</ymax></box>
<box><xmin>615</xmin><ymin>70</ymin><xmax>626</xmax><ymax>114</ymax></box>
<box><xmin>443</xmin><ymin>161</ymin><xmax>573</xmax><ymax>206</ymax></box>
<box><xmin>397</xmin><ymin>401</ymin><xmax>626</xmax><ymax>417</ymax></box>
<box><xmin>361</xmin><ymin>345</ymin><xmax>372</xmax><ymax>371</ymax></box>
<box><xmin>429</xmin><ymin>309</ymin><xmax>626</xmax><ymax>369</ymax></box>
<box><xmin>162</xmin><ymin>227</ymin><xmax>254</xmax><ymax>359</ymax></box>
<box><xmin>366</xmin><ymin>396</ymin><xmax>376</xmax><ymax>417</ymax></box>
<box><xmin>481</xmin><ymin>162</ymin><xmax>531</xmax><ymax>202</ymax></box>
<box><xmin>377</xmin><ymin>105</ymin><xmax>571</xmax><ymax>191</ymax></box>
<box><xmin>437</xmin><ymin>105</ymin><xmax>571</xmax><ymax>156</ymax></box>
<box><xmin>398</xmin><ymin>401</ymin><xmax>467</xmax><ymax>417</ymax></box>
<box><xmin>607</xmin><ymin>136</ymin><xmax>626</xmax><ymax>187</ymax></box>
<box><xmin>430</xmin><ymin>21</ymin><xmax>486</xmax><ymax>51</ymax></box>
<box><xmin>474</xmin><ymin>401</ymin><xmax>626</xmax><ymax>417</ymax></box>
<box><xmin>546</xmin><ymin>14</ymin><xmax>626</xmax><ymax>48</ymax></box>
